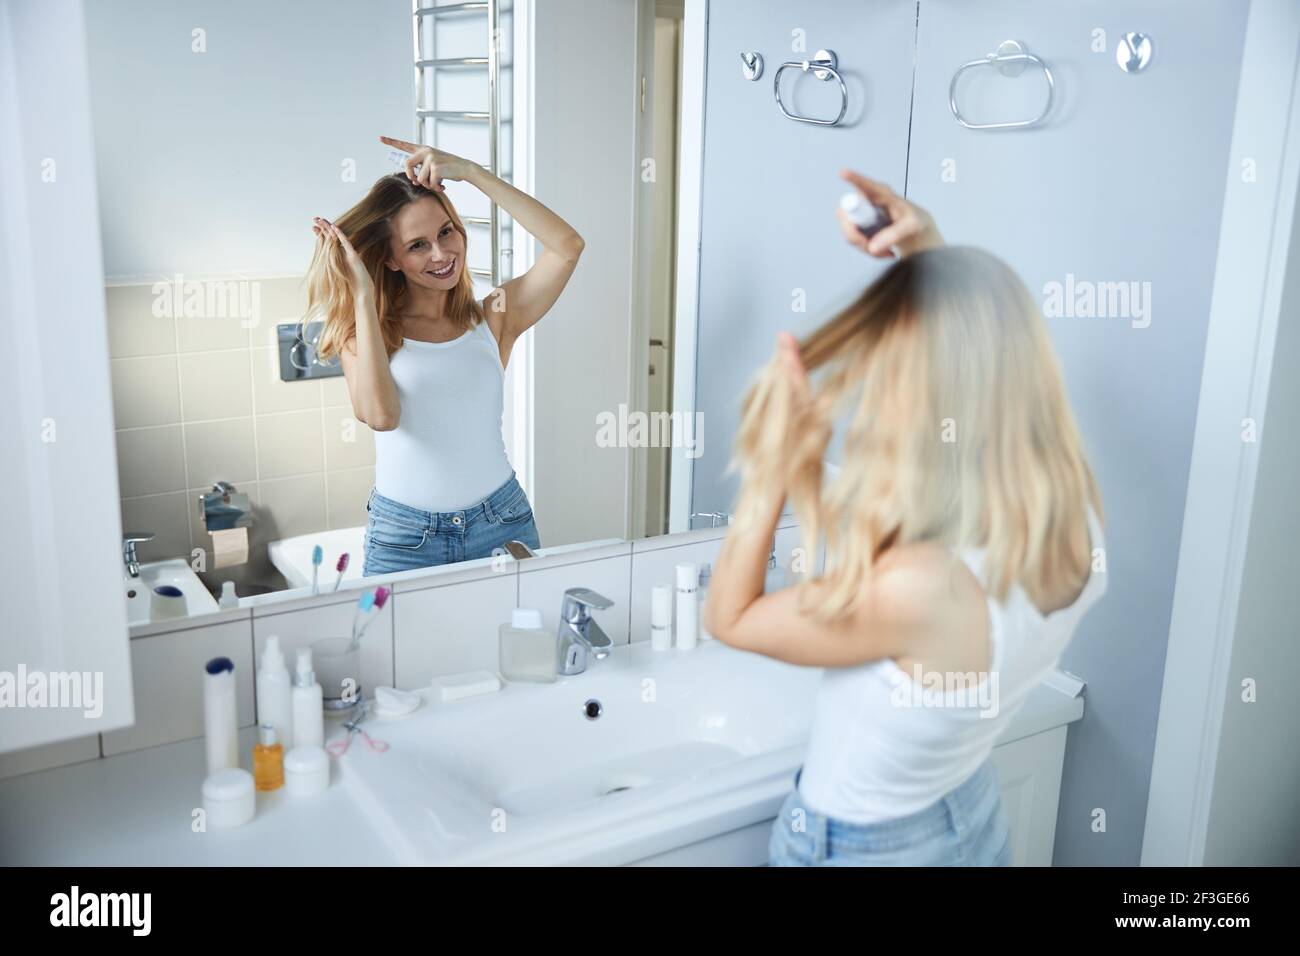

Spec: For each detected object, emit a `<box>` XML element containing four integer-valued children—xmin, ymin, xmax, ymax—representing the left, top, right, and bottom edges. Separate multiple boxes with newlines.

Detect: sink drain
<box><xmin>604</xmin><ymin>785</ymin><xmax>633</xmax><ymax>795</ymax></box>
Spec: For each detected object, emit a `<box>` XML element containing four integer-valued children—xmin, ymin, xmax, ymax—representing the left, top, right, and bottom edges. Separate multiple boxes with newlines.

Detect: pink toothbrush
<box><xmin>330</xmin><ymin>553</ymin><xmax>350</xmax><ymax>592</ymax></box>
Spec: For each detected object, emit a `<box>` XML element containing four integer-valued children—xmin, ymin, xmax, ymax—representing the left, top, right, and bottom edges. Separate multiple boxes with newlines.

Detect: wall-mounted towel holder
<box><xmin>773</xmin><ymin>49</ymin><xmax>848</xmax><ymax>127</ymax></box>
<box><xmin>278</xmin><ymin>320</ymin><xmax>342</xmax><ymax>382</ymax></box>
<box><xmin>948</xmin><ymin>39</ymin><xmax>1055</xmax><ymax>130</ymax></box>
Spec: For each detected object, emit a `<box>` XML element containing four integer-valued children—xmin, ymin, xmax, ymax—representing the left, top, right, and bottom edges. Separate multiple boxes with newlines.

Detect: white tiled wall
<box><xmin>0</xmin><ymin>521</ymin><xmax>819</xmax><ymax>780</ymax></box>
<box><xmin>102</xmin><ymin>618</ymin><xmax>256</xmax><ymax>756</ymax></box>
<box><xmin>394</xmin><ymin>570</ymin><xmax>518</xmax><ymax>686</ymax></box>
<box><xmin>518</xmin><ymin>543</ymin><xmax>633</xmax><ymax>647</ymax></box>
<box><xmin>106</xmin><ymin>278</ymin><xmax>376</xmax><ymax>595</ymax></box>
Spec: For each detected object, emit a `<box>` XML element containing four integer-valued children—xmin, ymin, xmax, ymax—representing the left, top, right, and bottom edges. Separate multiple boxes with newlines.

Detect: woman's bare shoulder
<box><xmin>871</xmin><ymin>541</ymin><xmax>990</xmax><ymax>658</ymax></box>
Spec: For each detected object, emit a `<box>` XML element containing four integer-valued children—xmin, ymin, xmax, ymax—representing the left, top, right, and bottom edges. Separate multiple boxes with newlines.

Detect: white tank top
<box><xmin>797</xmin><ymin>502</ymin><xmax>1107</xmax><ymax>824</ymax></box>
<box><xmin>372</xmin><ymin>318</ymin><xmax>514</xmax><ymax>512</ymax></box>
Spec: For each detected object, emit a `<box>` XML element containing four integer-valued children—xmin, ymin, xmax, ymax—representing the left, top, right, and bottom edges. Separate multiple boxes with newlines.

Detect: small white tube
<box><xmin>203</xmin><ymin>658</ymin><xmax>238</xmax><ymax>775</ymax></box>
<box><xmin>650</xmin><ymin>584</ymin><xmax>673</xmax><ymax>651</ymax></box>
<box><xmin>675</xmin><ymin>563</ymin><xmax>699</xmax><ymax>651</ymax></box>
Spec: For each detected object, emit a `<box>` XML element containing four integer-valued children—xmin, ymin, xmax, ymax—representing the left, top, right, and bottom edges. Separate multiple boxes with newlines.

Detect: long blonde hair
<box><xmin>731</xmin><ymin>245</ymin><xmax>1102</xmax><ymax>624</ymax></box>
<box><xmin>303</xmin><ymin>173</ymin><xmax>483</xmax><ymax>362</ymax></box>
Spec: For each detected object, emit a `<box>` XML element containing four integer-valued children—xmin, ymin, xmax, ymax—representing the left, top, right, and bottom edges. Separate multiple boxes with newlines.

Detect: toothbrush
<box><xmin>348</xmin><ymin>587</ymin><xmax>390</xmax><ymax>652</ymax></box>
<box><xmin>331</xmin><ymin>553</ymin><xmax>350</xmax><ymax>592</ymax></box>
<box><xmin>348</xmin><ymin>590</ymin><xmax>376</xmax><ymax>648</ymax></box>
<box><xmin>310</xmin><ymin>545</ymin><xmax>323</xmax><ymax>596</ymax></box>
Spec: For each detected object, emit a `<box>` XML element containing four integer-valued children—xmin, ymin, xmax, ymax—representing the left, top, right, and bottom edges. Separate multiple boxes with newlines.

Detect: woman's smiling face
<box><xmin>386</xmin><ymin>196</ymin><xmax>466</xmax><ymax>290</ymax></box>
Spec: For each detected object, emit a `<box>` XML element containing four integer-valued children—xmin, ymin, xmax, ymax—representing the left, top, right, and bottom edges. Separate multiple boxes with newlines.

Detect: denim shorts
<box><xmin>362</xmin><ymin>471</ymin><xmax>541</xmax><ymax>577</ymax></box>
<box><xmin>768</xmin><ymin>759</ymin><xmax>1013</xmax><ymax>866</ymax></box>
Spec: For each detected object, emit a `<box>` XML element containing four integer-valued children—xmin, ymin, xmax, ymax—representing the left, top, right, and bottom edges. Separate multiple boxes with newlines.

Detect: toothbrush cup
<box><xmin>310</xmin><ymin>636</ymin><xmax>362</xmax><ymax>715</ymax></box>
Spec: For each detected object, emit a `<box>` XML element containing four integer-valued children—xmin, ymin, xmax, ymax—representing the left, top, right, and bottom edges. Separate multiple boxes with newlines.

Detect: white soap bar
<box><xmin>431</xmin><ymin>670</ymin><xmax>502</xmax><ymax>703</ymax></box>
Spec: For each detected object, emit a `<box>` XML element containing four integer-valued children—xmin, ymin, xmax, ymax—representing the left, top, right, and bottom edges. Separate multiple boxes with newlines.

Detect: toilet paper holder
<box><xmin>199</xmin><ymin>481</ymin><xmax>253</xmax><ymax>532</ymax></box>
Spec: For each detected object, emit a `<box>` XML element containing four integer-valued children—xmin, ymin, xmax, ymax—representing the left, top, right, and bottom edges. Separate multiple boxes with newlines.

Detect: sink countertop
<box><xmin>0</xmin><ymin>724</ymin><xmax>403</xmax><ymax>866</ymax></box>
<box><xmin>0</xmin><ymin>642</ymin><xmax>1085</xmax><ymax>866</ymax></box>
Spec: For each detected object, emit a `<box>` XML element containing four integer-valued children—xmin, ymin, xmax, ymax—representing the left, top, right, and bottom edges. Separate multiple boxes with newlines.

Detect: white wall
<box><xmin>84</xmin><ymin>0</ymin><xmax>412</xmax><ymax>279</ymax></box>
<box><xmin>530</xmin><ymin>0</ymin><xmax>640</xmax><ymax>547</ymax></box>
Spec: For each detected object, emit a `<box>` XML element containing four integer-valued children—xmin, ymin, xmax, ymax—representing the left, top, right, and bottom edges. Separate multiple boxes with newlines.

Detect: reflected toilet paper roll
<box><xmin>211</xmin><ymin>527</ymin><xmax>249</xmax><ymax>568</ymax></box>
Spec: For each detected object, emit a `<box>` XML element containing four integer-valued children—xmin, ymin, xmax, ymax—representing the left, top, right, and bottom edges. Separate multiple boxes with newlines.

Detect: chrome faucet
<box><xmin>122</xmin><ymin>531</ymin><xmax>155</xmax><ymax>579</ymax></box>
<box><xmin>557</xmin><ymin>587</ymin><xmax>614</xmax><ymax>675</ymax></box>
<box><xmin>690</xmin><ymin>511</ymin><xmax>732</xmax><ymax>529</ymax></box>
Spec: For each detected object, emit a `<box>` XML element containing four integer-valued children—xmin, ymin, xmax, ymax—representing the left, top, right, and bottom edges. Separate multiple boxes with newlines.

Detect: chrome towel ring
<box><xmin>949</xmin><ymin>39</ymin><xmax>1055</xmax><ymax>130</ymax></box>
<box><xmin>773</xmin><ymin>49</ymin><xmax>848</xmax><ymax>127</ymax></box>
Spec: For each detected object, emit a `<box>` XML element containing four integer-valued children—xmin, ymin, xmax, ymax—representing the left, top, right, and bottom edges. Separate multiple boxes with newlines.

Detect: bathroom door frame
<box><xmin>666</xmin><ymin>0</ymin><xmax>707</xmax><ymax>532</ymax></box>
<box><xmin>1142</xmin><ymin>0</ymin><xmax>1300</xmax><ymax>865</ymax></box>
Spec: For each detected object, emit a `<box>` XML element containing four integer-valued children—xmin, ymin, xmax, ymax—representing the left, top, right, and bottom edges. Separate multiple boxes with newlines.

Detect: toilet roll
<box><xmin>211</xmin><ymin>527</ymin><xmax>249</xmax><ymax>569</ymax></box>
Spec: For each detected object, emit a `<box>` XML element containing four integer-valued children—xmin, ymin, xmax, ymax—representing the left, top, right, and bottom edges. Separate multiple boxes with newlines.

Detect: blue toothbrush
<box><xmin>349</xmin><ymin>590</ymin><xmax>377</xmax><ymax>648</ymax></box>
<box><xmin>310</xmin><ymin>544</ymin><xmax>323</xmax><ymax>595</ymax></box>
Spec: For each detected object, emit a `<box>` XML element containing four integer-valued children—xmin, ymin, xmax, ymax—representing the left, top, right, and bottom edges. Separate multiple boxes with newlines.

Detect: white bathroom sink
<box><xmin>123</xmin><ymin>558</ymin><xmax>220</xmax><ymax>626</ymax></box>
<box><xmin>268</xmin><ymin>526</ymin><xmax>367</xmax><ymax>590</ymax></box>
<box><xmin>334</xmin><ymin>639</ymin><xmax>1086</xmax><ymax>866</ymax></box>
<box><xmin>335</xmin><ymin>640</ymin><xmax>822</xmax><ymax>865</ymax></box>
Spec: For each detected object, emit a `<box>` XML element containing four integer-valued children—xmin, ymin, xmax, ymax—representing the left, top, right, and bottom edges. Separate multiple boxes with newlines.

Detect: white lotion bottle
<box><xmin>650</xmin><ymin>584</ymin><xmax>673</xmax><ymax>651</ymax></box>
<box><xmin>257</xmin><ymin>636</ymin><xmax>294</xmax><ymax>751</ymax></box>
<box><xmin>675</xmin><ymin>563</ymin><xmax>699</xmax><ymax>651</ymax></box>
<box><xmin>698</xmin><ymin>563</ymin><xmax>714</xmax><ymax>641</ymax></box>
<box><xmin>203</xmin><ymin>657</ymin><xmax>238</xmax><ymax>774</ymax></box>
<box><xmin>291</xmin><ymin>647</ymin><xmax>324</xmax><ymax>750</ymax></box>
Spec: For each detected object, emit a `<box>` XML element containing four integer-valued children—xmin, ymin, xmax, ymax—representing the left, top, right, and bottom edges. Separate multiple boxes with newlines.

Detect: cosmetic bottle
<box><xmin>499</xmin><ymin>608</ymin><xmax>556</xmax><ymax>683</ymax></box>
<box><xmin>765</xmin><ymin>545</ymin><xmax>787</xmax><ymax>592</ymax></box>
<box><xmin>698</xmin><ymin>563</ymin><xmax>714</xmax><ymax>641</ymax></box>
<box><xmin>203</xmin><ymin>657</ymin><xmax>238</xmax><ymax>775</ymax></box>
<box><xmin>284</xmin><ymin>746</ymin><xmax>330</xmax><ymax>796</ymax></box>
<box><xmin>218</xmin><ymin>581</ymin><xmax>239</xmax><ymax>609</ymax></box>
<box><xmin>257</xmin><ymin>636</ymin><xmax>294</xmax><ymax>750</ymax></box>
<box><xmin>675</xmin><ymin>563</ymin><xmax>699</xmax><ymax>651</ymax></box>
<box><xmin>840</xmin><ymin>191</ymin><xmax>891</xmax><ymax>240</ymax></box>
<box><xmin>253</xmin><ymin>724</ymin><xmax>284</xmax><ymax>792</ymax></box>
<box><xmin>202</xmin><ymin>767</ymin><xmax>255</xmax><ymax>828</ymax></box>
<box><xmin>291</xmin><ymin>648</ymin><xmax>324</xmax><ymax>750</ymax></box>
<box><xmin>650</xmin><ymin>584</ymin><xmax>673</xmax><ymax>651</ymax></box>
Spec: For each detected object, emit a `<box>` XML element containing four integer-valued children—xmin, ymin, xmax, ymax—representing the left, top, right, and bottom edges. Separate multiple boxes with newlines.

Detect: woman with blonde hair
<box><xmin>704</xmin><ymin>170</ymin><xmax>1107</xmax><ymax>866</ymax></box>
<box><xmin>306</xmin><ymin>137</ymin><xmax>584</xmax><ymax>576</ymax></box>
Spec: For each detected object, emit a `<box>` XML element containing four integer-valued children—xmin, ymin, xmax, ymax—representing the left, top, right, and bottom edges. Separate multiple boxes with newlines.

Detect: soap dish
<box><xmin>431</xmin><ymin>669</ymin><xmax>502</xmax><ymax>704</ymax></box>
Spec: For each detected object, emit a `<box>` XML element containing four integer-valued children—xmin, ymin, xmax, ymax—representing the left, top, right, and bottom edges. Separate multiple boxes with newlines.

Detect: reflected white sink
<box><xmin>268</xmin><ymin>526</ymin><xmax>367</xmax><ymax>590</ymax></box>
<box><xmin>123</xmin><ymin>558</ymin><xmax>220</xmax><ymax>626</ymax></box>
<box><xmin>335</xmin><ymin>641</ymin><xmax>822</xmax><ymax>865</ymax></box>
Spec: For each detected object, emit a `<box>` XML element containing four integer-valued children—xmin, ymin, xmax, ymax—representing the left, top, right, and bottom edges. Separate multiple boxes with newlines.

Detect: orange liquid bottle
<box><xmin>253</xmin><ymin>724</ymin><xmax>284</xmax><ymax>792</ymax></box>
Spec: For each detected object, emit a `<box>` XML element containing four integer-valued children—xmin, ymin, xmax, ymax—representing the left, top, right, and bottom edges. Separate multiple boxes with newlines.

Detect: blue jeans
<box><xmin>769</xmin><ymin>759</ymin><xmax>1013</xmax><ymax>866</ymax></box>
<box><xmin>362</xmin><ymin>471</ymin><xmax>541</xmax><ymax>577</ymax></box>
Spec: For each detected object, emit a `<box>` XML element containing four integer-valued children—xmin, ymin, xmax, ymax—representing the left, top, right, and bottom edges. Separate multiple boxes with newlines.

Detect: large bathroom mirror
<box><xmin>97</xmin><ymin>0</ymin><xmax>704</xmax><ymax>609</ymax></box>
